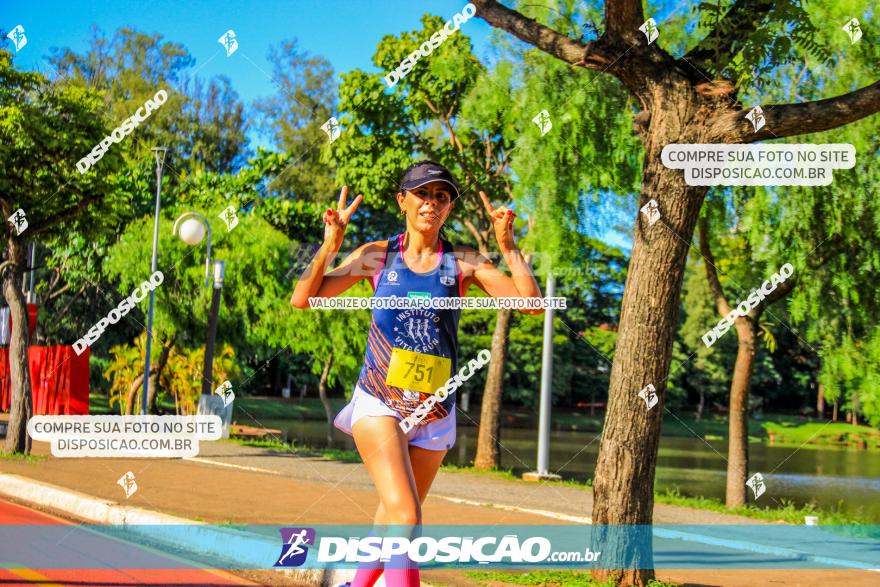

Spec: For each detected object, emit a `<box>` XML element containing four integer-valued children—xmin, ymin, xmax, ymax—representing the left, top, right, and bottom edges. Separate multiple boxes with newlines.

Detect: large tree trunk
<box><xmin>591</xmin><ymin>96</ymin><xmax>709</xmax><ymax>585</ymax></box>
<box><xmin>725</xmin><ymin>319</ymin><xmax>758</xmax><ymax>507</ymax></box>
<box><xmin>473</xmin><ymin>308</ymin><xmax>513</xmax><ymax>469</ymax></box>
<box><xmin>2</xmin><ymin>235</ymin><xmax>33</xmax><ymax>454</ymax></box>
<box><xmin>816</xmin><ymin>382</ymin><xmax>824</xmax><ymax>419</ymax></box>
<box><xmin>318</xmin><ymin>353</ymin><xmax>334</xmax><ymax>447</ymax></box>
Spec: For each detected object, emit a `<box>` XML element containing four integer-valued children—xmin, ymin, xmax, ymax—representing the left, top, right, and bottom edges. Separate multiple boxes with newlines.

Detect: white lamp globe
<box><xmin>178</xmin><ymin>218</ymin><xmax>206</xmax><ymax>245</ymax></box>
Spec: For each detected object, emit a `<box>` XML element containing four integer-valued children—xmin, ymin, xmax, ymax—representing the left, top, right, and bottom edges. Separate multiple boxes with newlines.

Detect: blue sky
<box><xmin>3</xmin><ymin>0</ymin><xmax>633</xmax><ymax>250</ymax></box>
<box><xmin>4</xmin><ymin>0</ymin><xmax>496</xmax><ymax>112</ymax></box>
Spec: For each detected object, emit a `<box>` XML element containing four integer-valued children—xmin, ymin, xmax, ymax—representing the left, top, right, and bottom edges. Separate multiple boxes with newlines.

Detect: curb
<box><xmin>0</xmin><ymin>472</ymin><xmax>330</xmax><ymax>586</ymax></box>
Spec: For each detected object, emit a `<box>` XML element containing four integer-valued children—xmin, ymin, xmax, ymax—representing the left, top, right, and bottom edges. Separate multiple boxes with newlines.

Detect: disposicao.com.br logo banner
<box><xmin>6</xmin><ymin>524</ymin><xmax>880</xmax><ymax>572</ymax></box>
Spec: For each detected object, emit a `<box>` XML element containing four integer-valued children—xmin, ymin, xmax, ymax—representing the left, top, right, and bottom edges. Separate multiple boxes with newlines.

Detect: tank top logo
<box><xmin>386</xmin><ymin>270</ymin><xmax>399</xmax><ymax>283</ymax></box>
<box><xmin>393</xmin><ymin>310</ymin><xmax>441</xmax><ymax>353</ymax></box>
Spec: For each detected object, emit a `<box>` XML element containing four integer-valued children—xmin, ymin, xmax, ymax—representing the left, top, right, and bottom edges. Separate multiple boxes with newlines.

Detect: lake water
<box><xmin>259</xmin><ymin>419</ymin><xmax>880</xmax><ymax>523</ymax></box>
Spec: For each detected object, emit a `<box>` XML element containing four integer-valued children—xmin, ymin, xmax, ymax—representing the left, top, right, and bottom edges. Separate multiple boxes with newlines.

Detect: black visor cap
<box><xmin>399</xmin><ymin>162</ymin><xmax>460</xmax><ymax>200</ymax></box>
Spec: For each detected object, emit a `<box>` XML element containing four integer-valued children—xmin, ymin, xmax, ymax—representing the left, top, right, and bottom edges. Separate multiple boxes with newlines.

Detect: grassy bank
<box><xmin>762</xmin><ymin>420</ymin><xmax>880</xmax><ymax>449</ymax></box>
<box><xmin>654</xmin><ymin>488</ymin><xmax>862</xmax><ymax>525</ymax></box>
<box><xmin>88</xmin><ymin>392</ymin><xmax>880</xmax><ymax>449</ymax></box>
<box><xmin>226</xmin><ymin>437</ymin><xmax>866</xmax><ymax>525</ymax></box>
<box><xmin>462</xmin><ymin>570</ymin><xmax>675</xmax><ymax>587</ymax></box>
<box><xmin>0</xmin><ymin>452</ymin><xmax>48</xmax><ymax>462</ymax></box>
<box><xmin>224</xmin><ymin>437</ymin><xmax>362</xmax><ymax>463</ymax></box>
<box><xmin>232</xmin><ymin>396</ymin><xmax>348</xmax><ymax>421</ymax></box>
<box><xmin>87</xmin><ymin>393</ymin><xmax>346</xmax><ymax>420</ymax></box>
<box><xmin>441</xmin><ymin>464</ymin><xmax>866</xmax><ymax>524</ymax></box>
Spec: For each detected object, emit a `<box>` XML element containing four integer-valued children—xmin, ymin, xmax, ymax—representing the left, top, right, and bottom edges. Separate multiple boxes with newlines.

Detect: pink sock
<box><xmin>350</xmin><ymin>563</ymin><xmax>384</xmax><ymax>587</ymax></box>
<box><xmin>383</xmin><ymin>565</ymin><xmax>420</xmax><ymax>587</ymax></box>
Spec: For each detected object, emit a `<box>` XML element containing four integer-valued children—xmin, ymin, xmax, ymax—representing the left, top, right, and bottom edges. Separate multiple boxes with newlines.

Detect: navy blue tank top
<box><xmin>356</xmin><ymin>233</ymin><xmax>462</xmax><ymax>423</ymax></box>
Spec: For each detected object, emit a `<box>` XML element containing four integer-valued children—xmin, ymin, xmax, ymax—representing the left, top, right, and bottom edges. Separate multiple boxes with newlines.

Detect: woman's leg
<box><xmin>353</xmin><ymin>415</ymin><xmax>421</xmax><ymax>525</ymax></box>
<box><xmin>408</xmin><ymin>444</ymin><xmax>447</xmax><ymax>503</ymax></box>
<box><xmin>348</xmin><ymin>416</ymin><xmax>420</xmax><ymax>587</ymax></box>
<box><xmin>376</xmin><ymin>444</ymin><xmax>448</xmax><ymax>586</ymax></box>
<box><xmin>373</xmin><ymin>444</ymin><xmax>447</xmax><ymax>519</ymax></box>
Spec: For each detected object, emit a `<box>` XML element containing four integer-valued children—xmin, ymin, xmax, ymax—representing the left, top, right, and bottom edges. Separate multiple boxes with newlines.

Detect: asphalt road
<box><xmin>0</xmin><ymin>497</ymin><xmax>258</xmax><ymax>586</ymax></box>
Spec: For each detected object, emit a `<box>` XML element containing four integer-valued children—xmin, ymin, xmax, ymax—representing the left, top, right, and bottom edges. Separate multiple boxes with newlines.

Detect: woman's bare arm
<box><xmin>455</xmin><ymin>190</ymin><xmax>544</xmax><ymax>315</ymax></box>
<box><xmin>290</xmin><ymin>186</ymin><xmax>369</xmax><ymax>309</ymax></box>
<box><xmin>290</xmin><ymin>241</ymin><xmax>387</xmax><ymax>308</ymax></box>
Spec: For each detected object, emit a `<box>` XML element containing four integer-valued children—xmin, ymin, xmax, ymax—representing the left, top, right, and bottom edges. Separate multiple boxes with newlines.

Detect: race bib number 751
<box><xmin>385</xmin><ymin>347</ymin><xmax>451</xmax><ymax>395</ymax></box>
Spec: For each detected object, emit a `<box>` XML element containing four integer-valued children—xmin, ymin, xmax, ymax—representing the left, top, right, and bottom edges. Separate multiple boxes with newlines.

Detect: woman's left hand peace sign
<box><xmin>480</xmin><ymin>191</ymin><xmax>517</xmax><ymax>250</ymax></box>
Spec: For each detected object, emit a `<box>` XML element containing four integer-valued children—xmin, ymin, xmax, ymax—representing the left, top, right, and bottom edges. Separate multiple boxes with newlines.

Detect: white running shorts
<box><xmin>333</xmin><ymin>385</ymin><xmax>456</xmax><ymax>452</ymax></box>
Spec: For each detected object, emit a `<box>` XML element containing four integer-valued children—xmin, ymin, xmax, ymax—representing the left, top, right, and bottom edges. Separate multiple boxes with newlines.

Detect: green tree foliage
<box><xmin>48</xmin><ymin>26</ymin><xmax>250</xmax><ymax>177</ymax></box>
<box><xmin>478</xmin><ymin>0</ymin><xmax>641</xmax><ymax>262</ymax></box>
<box><xmin>330</xmin><ymin>11</ymin><xmax>500</xmax><ymax>254</ymax></box>
<box><xmin>0</xmin><ymin>45</ymin><xmax>130</xmax><ymax>452</ymax></box>
<box><xmin>253</xmin><ymin>39</ymin><xmax>337</xmax><ymax>200</ymax></box>
<box><xmin>688</xmin><ymin>0</ymin><xmax>832</xmax><ymax>95</ymax></box>
<box><xmin>30</xmin><ymin>26</ymin><xmax>251</xmax><ymax>350</ymax></box>
<box><xmin>726</xmin><ymin>0</ymin><xmax>880</xmax><ymax>424</ymax></box>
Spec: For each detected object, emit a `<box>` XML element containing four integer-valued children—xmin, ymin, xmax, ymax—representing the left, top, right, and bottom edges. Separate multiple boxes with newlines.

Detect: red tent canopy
<box><xmin>0</xmin><ymin>346</ymin><xmax>90</xmax><ymax>415</ymax></box>
<box><xmin>0</xmin><ymin>305</ymin><xmax>90</xmax><ymax>415</ymax></box>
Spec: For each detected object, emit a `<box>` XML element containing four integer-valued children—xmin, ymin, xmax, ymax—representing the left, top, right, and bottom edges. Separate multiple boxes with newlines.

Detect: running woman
<box><xmin>291</xmin><ymin>161</ymin><xmax>543</xmax><ymax>587</ymax></box>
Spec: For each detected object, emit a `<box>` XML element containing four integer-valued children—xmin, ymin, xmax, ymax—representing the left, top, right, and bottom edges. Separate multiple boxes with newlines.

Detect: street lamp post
<box><xmin>141</xmin><ymin>147</ymin><xmax>166</xmax><ymax>415</ymax></box>
<box><xmin>523</xmin><ymin>271</ymin><xmax>561</xmax><ymax>482</ymax></box>
<box><xmin>172</xmin><ymin>213</ymin><xmax>229</xmax><ymax>435</ymax></box>
<box><xmin>202</xmin><ymin>260</ymin><xmax>225</xmax><ymax>396</ymax></box>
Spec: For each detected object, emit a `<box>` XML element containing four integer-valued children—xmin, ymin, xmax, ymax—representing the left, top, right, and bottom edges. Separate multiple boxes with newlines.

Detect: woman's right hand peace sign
<box><xmin>480</xmin><ymin>190</ymin><xmax>517</xmax><ymax>251</ymax></box>
<box><xmin>323</xmin><ymin>186</ymin><xmax>363</xmax><ymax>249</ymax></box>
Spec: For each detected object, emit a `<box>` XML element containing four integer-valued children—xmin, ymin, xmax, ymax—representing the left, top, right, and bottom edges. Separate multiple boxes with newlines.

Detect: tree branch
<box><xmin>462</xmin><ymin>218</ymin><xmax>490</xmax><ymax>256</ymax></box>
<box><xmin>29</xmin><ymin>188</ymin><xmax>106</xmax><ymax>234</ymax></box>
<box><xmin>698</xmin><ymin>216</ymin><xmax>732</xmax><ymax>317</ymax></box>
<box><xmin>472</xmin><ymin>0</ymin><xmax>602</xmax><ymax>67</ymax></box>
<box><xmin>47</xmin><ymin>281</ymin><xmax>71</xmax><ymax>301</ymax></box>
<box><xmin>709</xmin><ymin>80</ymin><xmax>880</xmax><ymax>143</ymax></box>
<box><xmin>54</xmin><ymin>284</ymin><xmax>87</xmax><ymax>323</ymax></box>
<box><xmin>761</xmin><ymin>273</ymin><xmax>796</xmax><ymax>306</ymax></box>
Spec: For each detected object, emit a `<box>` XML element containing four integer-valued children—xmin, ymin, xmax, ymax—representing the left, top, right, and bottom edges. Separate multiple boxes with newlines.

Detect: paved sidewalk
<box><xmin>1</xmin><ymin>439</ymin><xmax>878</xmax><ymax>587</ymax></box>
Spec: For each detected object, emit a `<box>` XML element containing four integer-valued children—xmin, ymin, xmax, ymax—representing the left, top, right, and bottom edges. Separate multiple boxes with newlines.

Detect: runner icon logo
<box><xmin>117</xmin><ymin>471</ymin><xmax>138</xmax><ymax>499</ymax></box>
<box><xmin>843</xmin><ymin>18</ymin><xmax>862</xmax><ymax>45</ymax></box>
<box><xmin>275</xmin><ymin>528</ymin><xmax>316</xmax><ymax>567</ymax></box>
<box><xmin>219</xmin><ymin>206</ymin><xmax>238</xmax><ymax>231</ymax></box>
<box><xmin>321</xmin><ymin>117</ymin><xmax>341</xmax><ymax>143</ymax></box>
<box><xmin>746</xmin><ymin>472</ymin><xmax>766</xmax><ymax>499</ymax></box>
<box><xmin>639</xmin><ymin>18</ymin><xmax>659</xmax><ymax>45</ymax></box>
<box><xmin>532</xmin><ymin>110</ymin><xmax>552</xmax><ymax>136</ymax></box>
<box><xmin>218</xmin><ymin>29</ymin><xmax>238</xmax><ymax>56</ymax></box>
<box><xmin>7</xmin><ymin>209</ymin><xmax>28</xmax><ymax>235</ymax></box>
<box><xmin>214</xmin><ymin>380</ymin><xmax>235</xmax><ymax>407</ymax></box>
<box><xmin>7</xmin><ymin>25</ymin><xmax>27</xmax><ymax>52</ymax></box>
<box><xmin>746</xmin><ymin>106</ymin><xmax>766</xmax><ymax>132</ymax></box>
<box><xmin>640</xmin><ymin>199</ymin><xmax>661</xmax><ymax>226</ymax></box>
<box><xmin>638</xmin><ymin>383</ymin><xmax>658</xmax><ymax>410</ymax></box>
